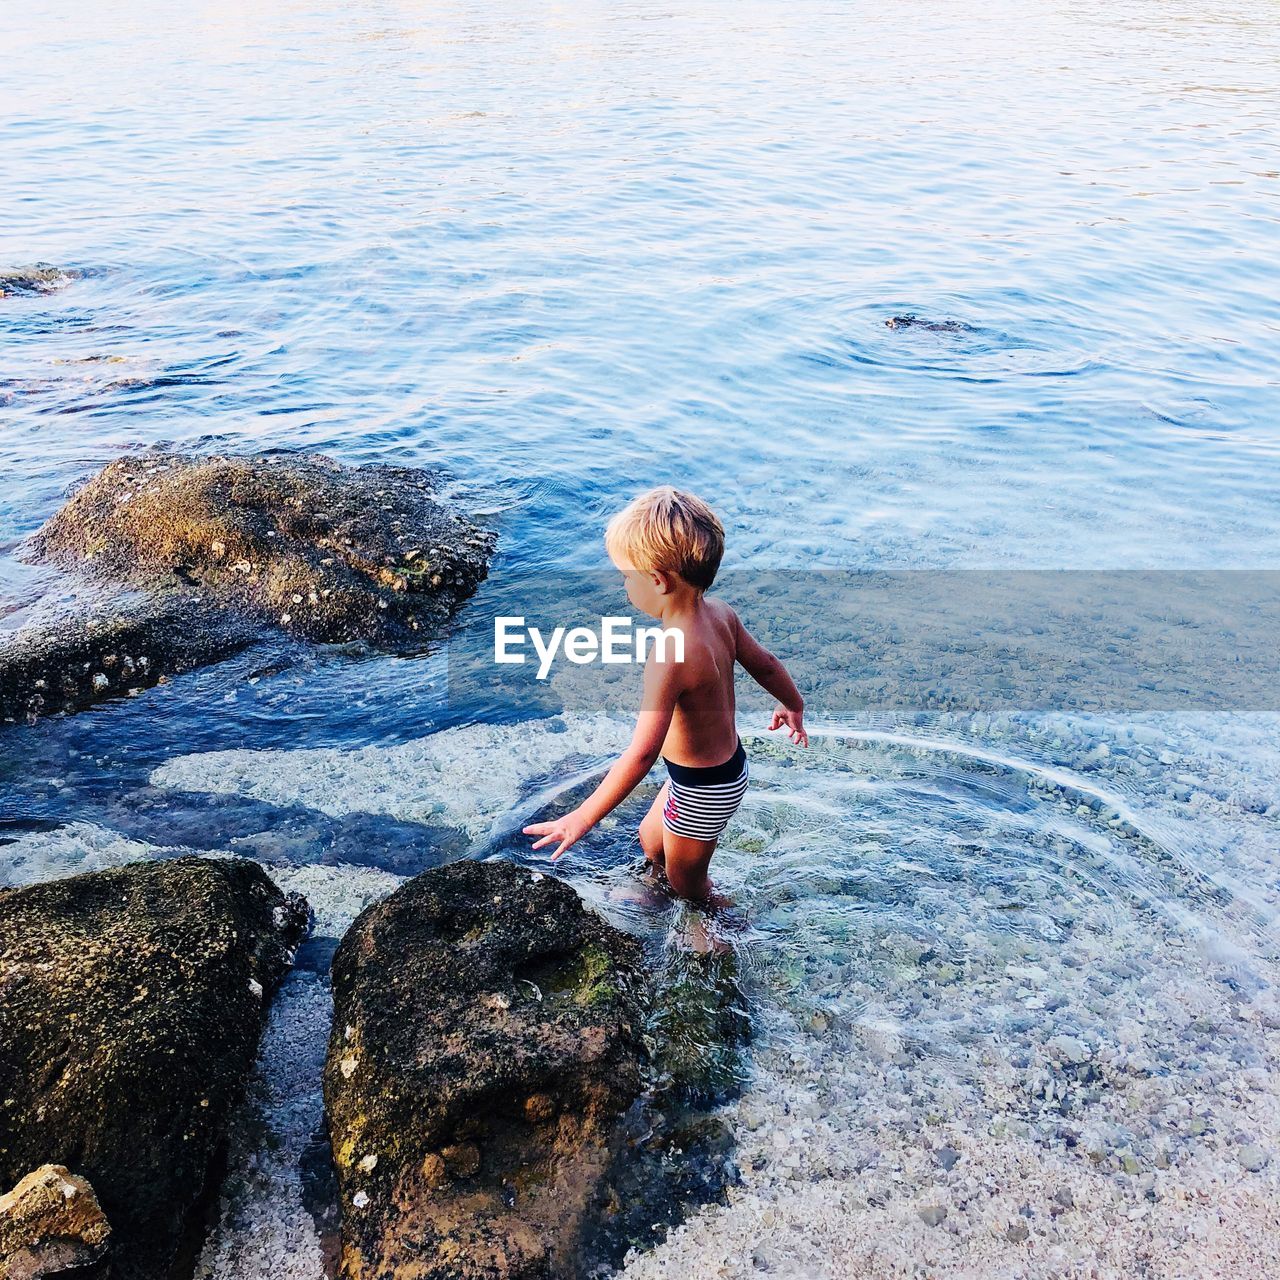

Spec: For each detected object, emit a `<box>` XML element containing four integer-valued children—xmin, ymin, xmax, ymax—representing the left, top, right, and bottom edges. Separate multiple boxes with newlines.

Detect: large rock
<box><xmin>0</xmin><ymin>1165</ymin><xmax>111</xmax><ymax>1280</ymax></box>
<box><xmin>0</xmin><ymin>856</ymin><xmax>309</xmax><ymax>1280</ymax></box>
<box><xmin>323</xmin><ymin>859</ymin><xmax>648</xmax><ymax>1280</ymax></box>
<box><xmin>3</xmin><ymin>451</ymin><xmax>496</xmax><ymax>722</ymax></box>
<box><xmin>31</xmin><ymin>452</ymin><xmax>496</xmax><ymax>647</ymax></box>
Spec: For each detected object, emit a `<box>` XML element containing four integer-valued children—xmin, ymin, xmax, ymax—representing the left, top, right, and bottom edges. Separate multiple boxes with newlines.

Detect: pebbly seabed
<box><xmin>7</xmin><ymin>688</ymin><xmax>1277</xmax><ymax>1280</ymax></box>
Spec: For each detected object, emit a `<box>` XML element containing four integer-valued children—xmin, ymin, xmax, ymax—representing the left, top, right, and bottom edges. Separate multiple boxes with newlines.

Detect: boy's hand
<box><xmin>768</xmin><ymin>705</ymin><xmax>809</xmax><ymax>747</ymax></box>
<box><xmin>523</xmin><ymin>808</ymin><xmax>592</xmax><ymax>862</ymax></box>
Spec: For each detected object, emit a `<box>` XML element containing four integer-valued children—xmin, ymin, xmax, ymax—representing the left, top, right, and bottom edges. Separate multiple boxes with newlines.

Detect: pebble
<box><xmin>1048</xmin><ymin>1034</ymin><xmax>1090</xmax><ymax>1065</ymax></box>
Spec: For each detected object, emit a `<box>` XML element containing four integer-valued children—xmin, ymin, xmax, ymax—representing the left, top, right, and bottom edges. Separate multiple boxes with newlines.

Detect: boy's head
<box><xmin>605</xmin><ymin>486</ymin><xmax>725</xmax><ymax>594</ymax></box>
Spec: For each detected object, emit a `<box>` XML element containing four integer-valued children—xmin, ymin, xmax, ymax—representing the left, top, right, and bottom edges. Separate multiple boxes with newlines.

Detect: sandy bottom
<box><xmin>618</xmin><ymin>1004</ymin><xmax>1280</xmax><ymax>1280</ymax></box>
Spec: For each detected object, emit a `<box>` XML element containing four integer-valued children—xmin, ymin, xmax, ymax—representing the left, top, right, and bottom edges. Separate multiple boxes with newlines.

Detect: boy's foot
<box><xmin>702</xmin><ymin>888</ymin><xmax>735</xmax><ymax>913</ymax></box>
<box><xmin>633</xmin><ymin>854</ymin><xmax>671</xmax><ymax>888</ymax></box>
<box><xmin>607</xmin><ymin>856</ymin><xmax>674</xmax><ymax>908</ymax></box>
<box><xmin>678</xmin><ymin>912</ymin><xmax>733</xmax><ymax>956</ymax></box>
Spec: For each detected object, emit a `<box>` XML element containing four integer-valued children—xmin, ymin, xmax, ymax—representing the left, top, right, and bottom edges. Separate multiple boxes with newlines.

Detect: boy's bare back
<box><xmin>655</xmin><ymin>597</ymin><xmax>740</xmax><ymax>768</ymax></box>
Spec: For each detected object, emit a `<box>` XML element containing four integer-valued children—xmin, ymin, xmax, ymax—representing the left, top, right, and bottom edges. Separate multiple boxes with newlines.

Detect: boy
<box><xmin>524</xmin><ymin>486</ymin><xmax>808</xmax><ymax>905</ymax></box>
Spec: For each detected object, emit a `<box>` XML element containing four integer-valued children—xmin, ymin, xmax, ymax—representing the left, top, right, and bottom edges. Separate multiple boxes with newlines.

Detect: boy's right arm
<box><xmin>732</xmin><ymin>609</ymin><xmax>809</xmax><ymax>747</ymax></box>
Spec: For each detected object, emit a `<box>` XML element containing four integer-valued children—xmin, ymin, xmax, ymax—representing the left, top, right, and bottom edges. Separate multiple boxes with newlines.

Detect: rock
<box><xmin>934</xmin><ymin>1146</ymin><xmax>960</xmax><ymax>1171</ymax></box>
<box><xmin>884</xmin><ymin>314</ymin><xmax>974</xmax><ymax>334</ymax></box>
<box><xmin>5</xmin><ymin>451</ymin><xmax>496</xmax><ymax>721</ymax></box>
<box><xmin>0</xmin><ymin>265</ymin><xmax>76</xmax><ymax>298</ymax></box>
<box><xmin>0</xmin><ymin>1165</ymin><xmax>111</xmax><ymax>1279</ymax></box>
<box><xmin>0</xmin><ymin>594</ymin><xmax>258</xmax><ymax>724</ymax></box>
<box><xmin>1047</xmin><ymin>1034</ymin><xmax>1091</xmax><ymax>1065</ymax></box>
<box><xmin>31</xmin><ymin>451</ymin><xmax>495</xmax><ymax>647</ymax></box>
<box><xmin>0</xmin><ymin>856</ymin><xmax>309</xmax><ymax>1280</ymax></box>
<box><xmin>323</xmin><ymin>859</ymin><xmax>647</xmax><ymax>1280</ymax></box>
<box><xmin>1006</xmin><ymin>963</ymin><xmax>1048</xmax><ymax>985</ymax></box>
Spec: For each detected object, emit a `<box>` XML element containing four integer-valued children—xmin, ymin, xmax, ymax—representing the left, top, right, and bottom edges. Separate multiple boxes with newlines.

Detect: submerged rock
<box><xmin>0</xmin><ymin>594</ymin><xmax>258</xmax><ymax>724</ymax></box>
<box><xmin>0</xmin><ymin>1165</ymin><xmax>111</xmax><ymax>1280</ymax></box>
<box><xmin>884</xmin><ymin>314</ymin><xmax>974</xmax><ymax>333</ymax></box>
<box><xmin>3</xmin><ymin>450</ymin><xmax>496</xmax><ymax>722</ymax></box>
<box><xmin>646</xmin><ymin>946</ymin><xmax>751</xmax><ymax>1105</ymax></box>
<box><xmin>323</xmin><ymin>859</ymin><xmax>648</xmax><ymax>1280</ymax></box>
<box><xmin>0</xmin><ymin>265</ymin><xmax>76</xmax><ymax>297</ymax></box>
<box><xmin>0</xmin><ymin>856</ymin><xmax>309</xmax><ymax>1280</ymax></box>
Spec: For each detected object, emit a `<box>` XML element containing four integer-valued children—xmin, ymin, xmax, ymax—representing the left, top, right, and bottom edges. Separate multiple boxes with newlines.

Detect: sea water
<box><xmin>2</xmin><ymin>1</ymin><xmax>1279</xmax><ymax>1276</ymax></box>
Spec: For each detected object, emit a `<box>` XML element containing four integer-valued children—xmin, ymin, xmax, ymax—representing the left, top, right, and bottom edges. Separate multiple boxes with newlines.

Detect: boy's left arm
<box><xmin>525</xmin><ymin>654</ymin><xmax>680</xmax><ymax>861</ymax></box>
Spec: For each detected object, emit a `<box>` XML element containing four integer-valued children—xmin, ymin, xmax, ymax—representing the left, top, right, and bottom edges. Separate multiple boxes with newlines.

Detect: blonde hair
<box><xmin>605</xmin><ymin>486</ymin><xmax>725</xmax><ymax>591</ymax></box>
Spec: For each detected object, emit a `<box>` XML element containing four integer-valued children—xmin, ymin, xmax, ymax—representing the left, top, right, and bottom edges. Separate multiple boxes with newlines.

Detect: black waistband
<box><xmin>663</xmin><ymin>737</ymin><xmax>746</xmax><ymax>786</ymax></box>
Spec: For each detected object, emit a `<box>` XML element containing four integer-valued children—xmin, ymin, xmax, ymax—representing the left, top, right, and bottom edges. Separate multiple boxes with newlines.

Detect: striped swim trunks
<box><xmin>661</xmin><ymin>737</ymin><xmax>749</xmax><ymax>842</ymax></box>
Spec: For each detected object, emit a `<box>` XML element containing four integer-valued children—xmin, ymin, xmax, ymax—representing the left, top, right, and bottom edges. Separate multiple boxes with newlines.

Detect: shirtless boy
<box><xmin>524</xmin><ymin>487</ymin><xmax>808</xmax><ymax>904</ymax></box>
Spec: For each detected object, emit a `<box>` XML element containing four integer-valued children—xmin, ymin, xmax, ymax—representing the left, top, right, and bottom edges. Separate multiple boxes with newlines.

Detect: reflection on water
<box><xmin>3</xmin><ymin>0</ymin><xmax>1280</xmax><ymax>574</ymax></box>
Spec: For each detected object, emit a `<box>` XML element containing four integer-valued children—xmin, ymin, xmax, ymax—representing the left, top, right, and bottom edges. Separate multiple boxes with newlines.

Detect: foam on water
<box><xmin>150</xmin><ymin>714</ymin><xmax>631</xmax><ymax>841</ymax></box>
<box><xmin>0</xmin><ymin>820</ymin><xmax>180</xmax><ymax>887</ymax></box>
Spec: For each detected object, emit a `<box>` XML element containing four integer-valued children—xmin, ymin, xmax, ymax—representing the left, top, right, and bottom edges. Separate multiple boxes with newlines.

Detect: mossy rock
<box><xmin>0</xmin><ymin>856</ymin><xmax>309</xmax><ymax>1280</ymax></box>
<box><xmin>323</xmin><ymin>858</ymin><xmax>648</xmax><ymax>1280</ymax></box>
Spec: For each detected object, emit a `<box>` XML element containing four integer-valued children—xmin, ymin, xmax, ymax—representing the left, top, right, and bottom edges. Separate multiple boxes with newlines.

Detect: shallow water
<box><xmin>3</xmin><ymin>0</ymin><xmax>1280</xmax><ymax>1276</ymax></box>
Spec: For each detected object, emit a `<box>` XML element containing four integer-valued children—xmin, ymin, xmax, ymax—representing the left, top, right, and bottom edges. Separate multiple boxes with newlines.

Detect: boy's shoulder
<box><xmin>699</xmin><ymin>595</ymin><xmax>740</xmax><ymax>656</ymax></box>
<box><xmin>707</xmin><ymin>595</ymin><xmax>740</xmax><ymax>641</ymax></box>
<box><xmin>703</xmin><ymin>594</ymin><xmax>738</xmax><ymax>625</ymax></box>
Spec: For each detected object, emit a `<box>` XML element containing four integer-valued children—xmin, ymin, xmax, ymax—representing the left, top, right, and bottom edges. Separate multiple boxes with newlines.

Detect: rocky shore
<box><xmin>0</xmin><ymin>856</ymin><xmax>309</xmax><ymax>1279</ymax></box>
<box><xmin>0</xmin><ymin>836</ymin><xmax>747</xmax><ymax>1280</ymax></box>
<box><xmin>1</xmin><ymin>450</ymin><xmax>497</xmax><ymax>723</ymax></box>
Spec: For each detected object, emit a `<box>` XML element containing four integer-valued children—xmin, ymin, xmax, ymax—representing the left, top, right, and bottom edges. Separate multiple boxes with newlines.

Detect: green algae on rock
<box><xmin>323</xmin><ymin>859</ymin><xmax>648</xmax><ymax>1280</ymax></box>
<box><xmin>645</xmin><ymin>945</ymin><xmax>751</xmax><ymax>1105</ymax></box>
<box><xmin>0</xmin><ymin>856</ymin><xmax>309</xmax><ymax>1280</ymax></box>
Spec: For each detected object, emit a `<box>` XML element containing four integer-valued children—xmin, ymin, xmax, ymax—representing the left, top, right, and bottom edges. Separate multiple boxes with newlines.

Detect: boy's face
<box><xmin>610</xmin><ymin>552</ymin><xmax>669</xmax><ymax>619</ymax></box>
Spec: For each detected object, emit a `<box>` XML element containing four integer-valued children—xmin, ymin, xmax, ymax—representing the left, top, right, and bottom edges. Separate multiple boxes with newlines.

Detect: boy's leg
<box><xmin>661</xmin><ymin>828</ymin><xmax>719</xmax><ymax>903</ymax></box>
<box><xmin>638</xmin><ymin>781</ymin><xmax>670</xmax><ymax>869</ymax></box>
